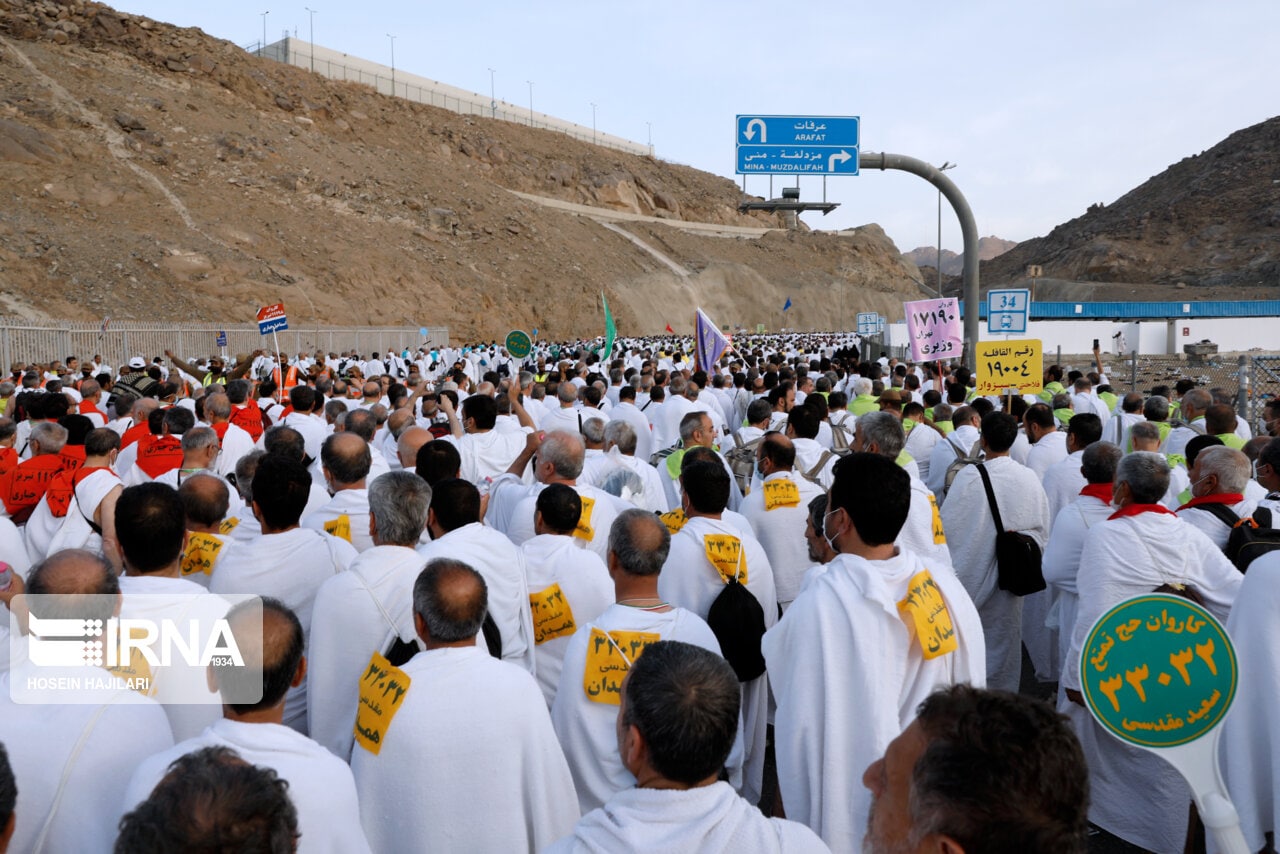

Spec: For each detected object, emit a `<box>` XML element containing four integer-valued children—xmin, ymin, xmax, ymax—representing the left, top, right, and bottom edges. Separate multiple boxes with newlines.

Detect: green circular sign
<box><xmin>1081</xmin><ymin>594</ymin><xmax>1237</xmax><ymax>749</ymax></box>
<box><xmin>504</xmin><ymin>330</ymin><xmax>533</xmax><ymax>359</ymax></box>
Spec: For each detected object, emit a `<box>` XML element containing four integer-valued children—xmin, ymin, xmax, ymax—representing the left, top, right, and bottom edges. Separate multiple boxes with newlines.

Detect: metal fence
<box><xmin>0</xmin><ymin>319</ymin><xmax>449</xmax><ymax>371</ymax></box>
<box><xmin>247</xmin><ymin>40</ymin><xmax>652</xmax><ymax>158</ymax></box>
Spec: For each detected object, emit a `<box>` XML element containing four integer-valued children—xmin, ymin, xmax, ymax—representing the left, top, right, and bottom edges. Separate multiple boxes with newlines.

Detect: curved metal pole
<box><xmin>858</xmin><ymin>151</ymin><xmax>980</xmax><ymax>362</ymax></box>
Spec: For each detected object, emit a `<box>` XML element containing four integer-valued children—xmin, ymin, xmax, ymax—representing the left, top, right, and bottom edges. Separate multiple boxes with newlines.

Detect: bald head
<box><xmin>397</xmin><ymin>426</ymin><xmax>432</xmax><ymax>470</ymax></box>
<box><xmin>26</xmin><ymin>549</ymin><xmax>120</xmax><ymax>624</ymax></box>
<box><xmin>608</xmin><ymin>509</ymin><xmax>671</xmax><ymax>576</ymax></box>
<box><xmin>413</xmin><ymin>559</ymin><xmax>489</xmax><ymax>646</ymax></box>
<box><xmin>386</xmin><ymin>408</ymin><xmax>414</xmax><ymax>439</ymax></box>
<box><xmin>321</xmin><ymin>431</ymin><xmax>371</xmax><ymax>489</ymax></box>
<box><xmin>216</xmin><ymin>597</ymin><xmax>305</xmax><ymax>715</ymax></box>
<box><xmin>758</xmin><ymin>431</ymin><xmax>796</xmax><ymax>471</ymax></box>
<box><xmin>179</xmin><ymin>472</ymin><xmax>231</xmax><ymax>530</ymax></box>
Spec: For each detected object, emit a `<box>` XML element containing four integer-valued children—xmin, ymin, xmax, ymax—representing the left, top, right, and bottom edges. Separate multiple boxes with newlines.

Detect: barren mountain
<box><xmin>0</xmin><ymin>0</ymin><xmax>927</xmax><ymax>341</ymax></box>
<box><xmin>984</xmin><ymin>116</ymin><xmax>1280</xmax><ymax>290</ymax></box>
<box><xmin>904</xmin><ymin>236</ymin><xmax>1016</xmax><ymax>276</ymax></box>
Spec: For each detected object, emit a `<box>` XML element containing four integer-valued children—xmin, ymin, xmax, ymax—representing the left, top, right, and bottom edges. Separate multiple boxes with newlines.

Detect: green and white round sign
<box><xmin>1080</xmin><ymin>594</ymin><xmax>1237</xmax><ymax>749</ymax></box>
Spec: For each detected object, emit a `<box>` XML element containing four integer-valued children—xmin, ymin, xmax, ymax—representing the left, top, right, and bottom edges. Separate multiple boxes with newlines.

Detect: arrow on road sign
<box><xmin>743</xmin><ymin>118</ymin><xmax>767</xmax><ymax>143</ymax></box>
<box><xmin>828</xmin><ymin>150</ymin><xmax>852</xmax><ymax>171</ymax></box>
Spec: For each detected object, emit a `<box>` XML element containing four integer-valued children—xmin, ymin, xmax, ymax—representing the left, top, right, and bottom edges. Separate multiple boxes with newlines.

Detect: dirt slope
<box><xmin>0</xmin><ymin>0</ymin><xmax>927</xmax><ymax>341</ymax></box>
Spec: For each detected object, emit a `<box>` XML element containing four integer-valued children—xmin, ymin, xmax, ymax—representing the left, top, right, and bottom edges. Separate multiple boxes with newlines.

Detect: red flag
<box><xmin>665</xmin><ymin>324</ymin><xmax>674</xmax><ymax>334</ymax></box>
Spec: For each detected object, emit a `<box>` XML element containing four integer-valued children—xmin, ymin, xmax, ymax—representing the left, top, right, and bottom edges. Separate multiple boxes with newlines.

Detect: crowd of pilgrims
<box><xmin>0</xmin><ymin>331</ymin><xmax>1274</xmax><ymax>853</ymax></box>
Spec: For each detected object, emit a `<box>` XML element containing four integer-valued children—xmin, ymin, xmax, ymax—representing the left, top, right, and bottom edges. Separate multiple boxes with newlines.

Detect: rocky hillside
<box><xmin>904</xmin><ymin>236</ymin><xmax>1016</xmax><ymax>276</ymax></box>
<box><xmin>984</xmin><ymin>116</ymin><xmax>1280</xmax><ymax>289</ymax></box>
<box><xmin>0</xmin><ymin>0</ymin><xmax>927</xmax><ymax>341</ymax></box>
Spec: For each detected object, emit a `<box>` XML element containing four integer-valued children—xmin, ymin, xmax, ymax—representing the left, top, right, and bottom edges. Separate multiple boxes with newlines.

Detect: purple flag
<box><xmin>695</xmin><ymin>308</ymin><xmax>729</xmax><ymax>372</ymax></box>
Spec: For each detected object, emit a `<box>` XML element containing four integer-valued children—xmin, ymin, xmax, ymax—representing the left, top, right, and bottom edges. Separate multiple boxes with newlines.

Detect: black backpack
<box><xmin>705</xmin><ymin>540</ymin><xmax>767</xmax><ymax>682</ymax></box>
<box><xmin>1195</xmin><ymin>503</ymin><xmax>1280</xmax><ymax>572</ymax></box>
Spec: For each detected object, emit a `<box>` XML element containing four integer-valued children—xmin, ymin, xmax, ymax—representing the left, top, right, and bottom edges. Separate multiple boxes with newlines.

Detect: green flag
<box><xmin>602</xmin><ymin>292</ymin><xmax>616</xmax><ymax>359</ymax></box>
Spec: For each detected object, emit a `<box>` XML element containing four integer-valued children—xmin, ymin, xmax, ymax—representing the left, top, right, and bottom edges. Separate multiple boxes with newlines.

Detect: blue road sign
<box><xmin>215</xmin><ymin>331</ymin><xmax>227</xmax><ymax>347</ymax></box>
<box><xmin>258</xmin><ymin>317</ymin><xmax>288</xmax><ymax>335</ymax></box>
<box><xmin>987</xmin><ymin>288</ymin><xmax>1031</xmax><ymax>335</ymax></box>
<box><xmin>735</xmin><ymin>115</ymin><xmax>859</xmax><ymax>175</ymax></box>
<box><xmin>856</xmin><ymin>312</ymin><xmax>881</xmax><ymax>335</ymax></box>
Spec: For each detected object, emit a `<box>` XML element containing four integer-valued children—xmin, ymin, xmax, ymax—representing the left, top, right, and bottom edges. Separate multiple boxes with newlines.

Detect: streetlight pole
<box><xmin>386</xmin><ymin>34</ymin><xmax>396</xmax><ymax>95</ymax></box>
<box><xmin>590</xmin><ymin>102</ymin><xmax>597</xmax><ymax>145</ymax></box>
<box><xmin>488</xmin><ymin>68</ymin><xmax>496</xmax><ymax>118</ymax></box>
<box><xmin>259</xmin><ymin>10</ymin><xmax>269</xmax><ymax>57</ymax></box>
<box><xmin>936</xmin><ymin>161</ymin><xmax>956</xmax><ymax>297</ymax></box>
<box><xmin>526</xmin><ymin>80</ymin><xmax>534</xmax><ymax>126</ymax></box>
<box><xmin>304</xmin><ymin>7</ymin><xmax>316</xmax><ymax>73</ymax></box>
<box><xmin>646</xmin><ymin>121</ymin><xmax>652</xmax><ymax>153</ymax></box>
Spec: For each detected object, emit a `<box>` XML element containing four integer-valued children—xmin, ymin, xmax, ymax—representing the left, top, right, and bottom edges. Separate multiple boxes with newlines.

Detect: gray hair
<box><xmin>580</xmin><ymin>417</ymin><xmax>606</xmax><ymax>446</ymax></box>
<box><xmin>932</xmin><ymin>403</ymin><xmax>954</xmax><ymax>422</ymax></box>
<box><xmin>181</xmin><ymin>426</ymin><xmax>219</xmax><ymax>453</ymax></box>
<box><xmin>1051</xmin><ymin>393</ymin><xmax>1072</xmax><ymax>410</ymax></box>
<box><xmin>30</xmin><ymin>421</ymin><xmax>68</xmax><ymax>454</ymax></box>
<box><xmin>1197</xmin><ymin>446</ymin><xmax>1251</xmax><ymax>494</ymax></box>
<box><xmin>539</xmin><ymin>431</ymin><xmax>585</xmax><ymax>479</ymax></box>
<box><xmin>204</xmin><ymin>393</ymin><xmax>231</xmax><ymax>420</ymax></box>
<box><xmin>608</xmin><ymin>508</ymin><xmax>670</xmax><ymax>576</ymax></box>
<box><xmin>679</xmin><ymin>411</ymin><xmax>709</xmax><ymax>443</ymax></box>
<box><xmin>368</xmin><ymin>471</ymin><xmax>432</xmax><ymax>546</ymax></box>
<box><xmin>1116</xmin><ymin>451</ymin><xmax>1171</xmax><ymax>504</ymax></box>
<box><xmin>604</xmin><ymin>420</ymin><xmax>637</xmax><ymax>455</ymax></box>
<box><xmin>1080</xmin><ymin>441</ymin><xmax>1123</xmax><ymax>484</ymax></box>
<box><xmin>1181</xmin><ymin>388</ymin><xmax>1212</xmax><ymax>417</ymax></box>
<box><xmin>852</xmin><ymin>377</ymin><xmax>873</xmax><ymax>397</ymax></box>
<box><xmin>234</xmin><ymin>449</ymin><xmax>266</xmax><ymax>501</ymax></box>
<box><xmin>1143</xmin><ymin>395</ymin><xmax>1170</xmax><ymax>422</ymax></box>
<box><xmin>1129</xmin><ymin>421</ymin><xmax>1161</xmax><ymax>444</ymax></box>
<box><xmin>859</xmin><ymin>411</ymin><xmax>905</xmax><ymax>458</ymax></box>
<box><xmin>556</xmin><ymin>383</ymin><xmax>578</xmax><ymax>404</ymax></box>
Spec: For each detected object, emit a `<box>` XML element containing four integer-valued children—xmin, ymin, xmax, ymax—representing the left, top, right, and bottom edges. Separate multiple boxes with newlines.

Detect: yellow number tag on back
<box><xmin>530</xmin><ymin>583</ymin><xmax>576</xmax><ymax>645</ymax></box>
<box><xmin>659</xmin><ymin>507</ymin><xmax>687</xmax><ymax>534</ymax></box>
<box><xmin>928</xmin><ymin>495</ymin><xmax>946</xmax><ymax>544</ymax></box>
<box><xmin>763</xmin><ymin>479</ymin><xmax>801</xmax><ymax>510</ymax></box>
<box><xmin>354</xmin><ymin>652</ymin><xmax>411</xmax><ymax>755</ymax></box>
<box><xmin>583</xmin><ymin>628</ymin><xmax>659</xmax><ymax>705</ymax></box>
<box><xmin>181</xmin><ymin>531</ymin><xmax>224</xmax><ymax>577</ymax></box>
<box><xmin>897</xmin><ymin>569</ymin><xmax>957</xmax><ymax>660</ymax></box>
<box><xmin>703</xmin><ymin>534</ymin><xmax>746</xmax><ymax>584</ymax></box>
<box><xmin>324</xmin><ymin>514</ymin><xmax>353</xmax><ymax>543</ymax></box>
<box><xmin>573</xmin><ymin>496</ymin><xmax>596</xmax><ymax>542</ymax></box>
<box><xmin>218</xmin><ymin>517</ymin><xmax>240</xmax><ymax>535</ymax></box>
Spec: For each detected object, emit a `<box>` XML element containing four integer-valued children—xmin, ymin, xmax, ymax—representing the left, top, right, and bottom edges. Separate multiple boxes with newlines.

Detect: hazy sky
<box><xmin>115</xmin><ymin>1</ymin><xmax>1278</xmax><ymax>254</ymax></box>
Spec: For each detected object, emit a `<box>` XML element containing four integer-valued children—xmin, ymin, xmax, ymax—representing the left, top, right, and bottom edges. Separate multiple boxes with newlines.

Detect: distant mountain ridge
<box><xmin>904</xmin><ymin>236</ymin><xmax>1016</xmax><ymax>275</ymax></box>
<box><xmin>982</xmin><ymin>115</ymin><xmax>1280</xmax><ymax>288</ymax></box>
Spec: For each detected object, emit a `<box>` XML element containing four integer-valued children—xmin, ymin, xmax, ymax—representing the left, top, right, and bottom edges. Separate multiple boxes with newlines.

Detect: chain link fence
<box><xmin>0</xmin><ymin>319</ymin><xmax>449</xmax><ymax>372</ymax></box>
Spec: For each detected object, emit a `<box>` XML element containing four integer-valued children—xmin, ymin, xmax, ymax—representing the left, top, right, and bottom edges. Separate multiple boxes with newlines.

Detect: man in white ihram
<box><xmin>352</xmin><ymin>559</ymin><xmax>578</xmax><ymax>853</ymax></box>
<box><xmin>546</xmin><ymin>640</ymin><xmax>827</xmax><ymax>854</ymax></box>
<box><xmin>764</xmin><ymin>452</ymin><xmax>984</xmax><ymax>853</ymax></box>
<box><xmin>308</xmin><ymin>471</ymin><xmax>433</xmax><ymax>759</ymax></box>
<box><xmin>940</xmin><ymin>412</ymin><xmax>1049</xmax><ymax>692</ymax></box>
<box><xmin>1062</xmin><ymin>451</ymin><xmax>1242</xmax><ymax>853</ymax></box>
<box><xmin>122</xmin><ymin>598</ymin><xmax>372</xmax><ymax>853</ymax></box>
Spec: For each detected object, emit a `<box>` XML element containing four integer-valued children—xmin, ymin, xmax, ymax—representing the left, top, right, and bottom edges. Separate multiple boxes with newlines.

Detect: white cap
<box><xmin>128</xmin><ymin>356</ymin><xmax>146</xmax><ymax>369</ymax></box>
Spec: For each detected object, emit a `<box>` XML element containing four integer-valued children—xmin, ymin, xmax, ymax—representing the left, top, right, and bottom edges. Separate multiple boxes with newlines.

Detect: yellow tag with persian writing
<box><xmin>583</xmin><ymin>628</ymin><xmax>659</xmax><ymax>705</ymax></box>
<box><xmin>928</xmin><ymin>494</ymin><xmax>946</xmax><ymax>545</ymax></box>
<box><xmin>324</xmin><ymin>514</ymin><xmax>353</xmax><ymax>543</ymax></box>
<box><xmin>181</xmin><ymin>531</ymin><xmax>225</xmax><ymax>577</ymax></box>
<box><xmin>659</xmin><ymin>507</ymin><xmax>687</xmax><ymax>534</ymax></box>
<box><xmin>897</xmin><ymin>569</ymin><xmax>957</xmax><ymax>660</ymax></box>
<box><xmin>573</xmin><ymin>496</ymin><xmax>596</xmax><ymax>542</ymax></box>
<box><xmin>354</xmin><ymin>651</ymin><xmax>411</xmax><ymax>755</ymax></box>
<box><xmin>703</xmin><ymin>534</ymin><xmax>746</xmax><ymax>584</ymax></box>
<box><xmin>763</xmin><ymin>478</ymin><xmax>801</xmax><ymax>511</ymax></box>
<box><xmin>106</xmin><ymin>634</ymin><xmax>156</xmax><ymax>697</ymax></box>
<box><xmin>530</xmin><ymin>583</ymin><xmax>577</xmax><ymax>645</ymax></box>
<box><xmin>219</xmin><ymin>517</ymin><xmax>240</xmax><ymax>535</ymax></box>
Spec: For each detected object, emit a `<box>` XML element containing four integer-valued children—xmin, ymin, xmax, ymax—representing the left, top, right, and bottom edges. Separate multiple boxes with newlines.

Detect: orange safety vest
<box><xmin>272</xmin><ymin>364</ymin><xmax>301</xmax><ymax>393</ymax></box>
